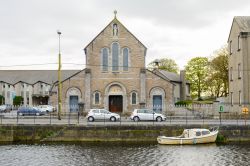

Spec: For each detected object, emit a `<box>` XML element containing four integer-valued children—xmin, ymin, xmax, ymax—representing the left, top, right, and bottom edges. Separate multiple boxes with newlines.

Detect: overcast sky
<box><xmin>1</xmin><ymin>0</ymin><xmax>250</xmax><ymax>70</ymax></box>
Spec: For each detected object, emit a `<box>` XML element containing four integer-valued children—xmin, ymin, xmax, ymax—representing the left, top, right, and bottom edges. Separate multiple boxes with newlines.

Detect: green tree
<box><xmin>13</xmin><ymin>96</ymin><xmax>23</xmax><ymax>106</ymax></box>
<box><xmin>0</xmin><ymin>95</ymin><xmax>4</xmax><ymax>105</ymax></box>
<box><xmin>185</xmin><ymin>57</ymin><xmax>209</xmax><ymax>99</ymax></box>
<box><xmin>148</xmin><ymin>58</ymin><xmax>179</xmax><ymax>73</ymax></box>
<box><xmin>208</xmin><ymin>46</ymin><xmax>229</xmax><ymax>97</ymax></box>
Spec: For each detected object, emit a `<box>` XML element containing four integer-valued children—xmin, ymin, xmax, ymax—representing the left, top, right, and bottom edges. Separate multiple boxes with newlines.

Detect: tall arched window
<box><xmin>102</xmin><ymin>48</ymin><xmax>109</xmax><ymax>71</ymax></box>
<box><xmin>94</xmin><ymin>92</ymin><xmax>100</xmax><ymax>105</ymax></box>
<box><xmin>123</xmin><ymin>48</ymin><xmax>129</xmax><ymax>71</ymax></box>
<box><xmin>112</xmin><ymin>42</ymin><xmax>119</xmax><ymax>71</ymax></box>
<box><xmin>131</xmin><ymin>92</ymin><xmax>137</xmax><ymax>105</ymax></box>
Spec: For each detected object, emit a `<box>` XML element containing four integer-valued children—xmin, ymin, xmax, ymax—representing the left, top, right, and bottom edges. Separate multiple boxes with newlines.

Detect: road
<box><xmin>0</xmin><ymin>111</ymin><xmax>249</xmax><ymax>126</ymax></box>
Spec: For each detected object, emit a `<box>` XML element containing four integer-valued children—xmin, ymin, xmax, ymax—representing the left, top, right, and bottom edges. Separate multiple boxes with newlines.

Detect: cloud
<box><xmin>0</xmin><ymin>0</ymin><xmax>250</xmax><ymax>70</ymax></box>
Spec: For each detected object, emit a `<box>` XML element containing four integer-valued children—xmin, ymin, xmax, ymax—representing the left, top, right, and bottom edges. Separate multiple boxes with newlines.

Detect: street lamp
<box><xmin>57</xmin><ymin>30</ymin><xmax>62</xmax><ymax>120</ymax></box>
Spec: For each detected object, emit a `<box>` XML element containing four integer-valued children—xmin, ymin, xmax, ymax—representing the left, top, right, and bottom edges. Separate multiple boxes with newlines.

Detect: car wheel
<box><xmin>156</xmin><ymin>116</ymin><xmax>162</xmax><ymax>122</ymax></box>
<box><xmin>133</xmin><ymin>116</ymin><xmax>140</xmax><ymax>122</ymax></box>
<box><xmin>88</xmin><ymin>116</ymin><xmax>94</xmax><ymax>122</ymax></box>
<box><xmin>36</xmin><ymin>113</ymin><xmax>40</xmax><ymax>116</ymax></box>
<box><xmin>110</xmin><ymin>116</ymin><xmax>116</xmax><ymax>122</ymax></box>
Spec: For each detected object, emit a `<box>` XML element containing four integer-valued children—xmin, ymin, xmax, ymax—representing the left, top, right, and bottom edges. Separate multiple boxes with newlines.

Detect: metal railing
<box><xmin>0</xmin><ymin>109</ymin><xmax>249</xmax><ymax>126</ymax></box>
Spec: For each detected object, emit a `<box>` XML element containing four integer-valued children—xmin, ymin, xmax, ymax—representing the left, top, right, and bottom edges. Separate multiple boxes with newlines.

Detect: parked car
<box><xmin>87</xmin><ymin>109</ymin><xmax>120</xmax><ymax>122</ymax></box>
<box><xmin>0</xmin><ymin>104</ymin><xmax>12</xmax><ymax>113</ymax></box>
<box><xmin>17</xmin><ymin>107</ymin><xmax>45</xmax><ymax>116</ymax></box>
<box><xmin>36</xmin><ymin>105</ymin><xmax>55</xmax><ymax>113</ymax></box>
<box><xmin>130</xmin><ymin>109</ymin><xmax>166</xmax><ymax>122</ymax></box>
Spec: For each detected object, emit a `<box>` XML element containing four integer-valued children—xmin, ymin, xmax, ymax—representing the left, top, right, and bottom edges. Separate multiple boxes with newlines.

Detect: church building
<box><xmin>50</xmin><ymin>13</ymin><xmax>177</xmax><ymax>113</ymax></box>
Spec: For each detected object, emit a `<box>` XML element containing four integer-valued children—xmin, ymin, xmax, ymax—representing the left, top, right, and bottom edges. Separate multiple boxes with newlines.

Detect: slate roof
<box><xmin>158</xmin><ymin>70</ymin><xmax>190</xmax><ymax>84</ymax></box>
<box><xmin>0</xmin><ymin>70</ymin><xmax>80</xmax><ymax>85</ymax></box>
<box><xmin>234</xmin><ymin>16</ymin><xmax>250</xmax><ymax>32</ymax></box>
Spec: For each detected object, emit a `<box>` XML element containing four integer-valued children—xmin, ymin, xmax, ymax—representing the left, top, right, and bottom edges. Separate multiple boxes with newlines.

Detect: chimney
<box><xmin>180</xmin><ymin>70</ymin><xmax>186</xmax><ymax>101</ymax></box>
<box><xmin>153</xmin><ymin>59</ymin><xmax>160</xmax><ymax>69</ymax></box>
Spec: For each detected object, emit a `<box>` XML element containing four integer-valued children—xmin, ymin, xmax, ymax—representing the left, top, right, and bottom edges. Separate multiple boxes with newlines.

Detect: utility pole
<box><xmin>57</xmin><ymin>30</ymin><xmax>62</xmax><ymax>120</ymax></box>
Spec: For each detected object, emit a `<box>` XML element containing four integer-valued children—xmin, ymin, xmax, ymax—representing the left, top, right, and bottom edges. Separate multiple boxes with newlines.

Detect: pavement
<box><xmin>0</xmin><ymin>111</ymin><xmax>249</xmax><ymax>126</ymax></box>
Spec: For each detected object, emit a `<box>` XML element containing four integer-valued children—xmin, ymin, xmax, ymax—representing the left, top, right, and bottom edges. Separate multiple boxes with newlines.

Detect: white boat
<box><xmin>157</xmin><ymin>128</ymin><xmax>219</xmax><ymax>145</ymax></box>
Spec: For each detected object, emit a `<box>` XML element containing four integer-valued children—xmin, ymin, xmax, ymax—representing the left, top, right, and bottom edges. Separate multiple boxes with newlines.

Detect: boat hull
<box><xmin>157</xmin><ymin>131</ymin><xmax>218</xmax><ymax>145</ymax></box>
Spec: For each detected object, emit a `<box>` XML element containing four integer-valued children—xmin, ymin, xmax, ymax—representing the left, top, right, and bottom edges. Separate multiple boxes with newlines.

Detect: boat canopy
<box><xmin>182</xmin><ymin>129</ymin><xmax>211</xmax><ymax>138</ymax></box>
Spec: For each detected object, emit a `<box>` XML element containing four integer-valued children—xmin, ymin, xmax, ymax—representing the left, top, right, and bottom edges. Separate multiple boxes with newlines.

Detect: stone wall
<box><xmin>0</xmin><ymin>125</ymin><xmax>249</xmax><ymax>143</ymax></box>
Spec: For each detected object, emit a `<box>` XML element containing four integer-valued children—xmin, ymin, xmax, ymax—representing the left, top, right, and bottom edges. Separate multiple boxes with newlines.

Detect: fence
<box><xmin>0</xmin><ymin>107</ymin><xmax>249</xmax><ymax>126</ymax></box>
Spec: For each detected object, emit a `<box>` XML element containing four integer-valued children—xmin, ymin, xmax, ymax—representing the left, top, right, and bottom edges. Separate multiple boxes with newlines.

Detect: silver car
<box><xmin>87</xmin><ymin>109</ymin><xmax>120</xmax><ymax>122</ymax></box>
<box><xmin>130</xmin><ymin>109</ymin><xmax>166</xmax><ymax>122</ymax></box>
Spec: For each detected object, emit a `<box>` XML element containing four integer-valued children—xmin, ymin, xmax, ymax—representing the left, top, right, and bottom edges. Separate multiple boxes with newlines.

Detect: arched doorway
<box><xmin>104</xmin><ymin>82</ymin><xmax>127</xmax><ymax>113</ymax></box>
<box><xmin>66</xmin><ymin>87</ymin><xmax>82</xmax><ymax>112</ymax></box>
<box><xmin>150</xmin><ymin>87</ymin><xmax>166</xmax><ymax>112</ymax></box>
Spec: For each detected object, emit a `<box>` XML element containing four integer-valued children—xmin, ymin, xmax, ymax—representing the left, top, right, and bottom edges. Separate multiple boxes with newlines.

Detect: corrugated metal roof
<box><xmin>234</xmin><ymin>16</ymin><xmax>250</xmax><ymax>32</ymax></box>
<box><xmin>0</xmin><ymin>70</ymin><xmax>80</xmax><ymax>85</ymax></box>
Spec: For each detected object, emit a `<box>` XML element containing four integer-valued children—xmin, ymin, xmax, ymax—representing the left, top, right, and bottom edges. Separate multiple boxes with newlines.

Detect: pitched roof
<box><xmin>84</xmin><ymin>17</ymin><xmax>147</xmax><ymax>51</ymax></box>
<box><xmin>158</xmin><ymin>70</ymin><xmax>190</xmax><ymax>84</ymax></box>
<box><xmin>0</xmin><ymin>70</ymin><xmax>80</xmax><ymax>85</ymax></box>
<box><xmin>228</xmin><ymin>16</ymin><xmax>250</xmax><ymax>42</ymax></box>
<box><xmin>234</xmin><ymin>16</ymin><xmax>250</xmax><ymax>32</ymax></box>
<box><xmin>158</xmin><ymin>70</ymin><xmax>181</xmax><ymax>82</ymax></box>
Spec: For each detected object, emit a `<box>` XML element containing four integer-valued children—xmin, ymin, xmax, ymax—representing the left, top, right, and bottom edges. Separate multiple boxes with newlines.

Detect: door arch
<box><xmin>150</xmin><ymin>87</ymin><xmax>165</xmax><ymax>112</ymax></box>
<box><xmin>104</xmin><ymin>82</ymin><xmax>127</xmax><ymax>113</ymax></box>
<box><xmin>66</xmin><ymin>87</ymin><xmax>82</xmax><ymax>112</ymax></box>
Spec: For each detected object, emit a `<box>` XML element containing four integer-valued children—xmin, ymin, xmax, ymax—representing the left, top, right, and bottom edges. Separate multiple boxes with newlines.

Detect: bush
<box><xmin>13</xmin><ymin>96</ymin><xmax>23</xmax><ymax>106</ymax></box>
<box><xmin>175</xmin><ymin>100</ymin><xmax>192</xmax><ymax>106</ymax></box>
<box><xmin>0</xmin><ymin>95</ymin><xmax>4</xmax><ymax>105</ymax></box>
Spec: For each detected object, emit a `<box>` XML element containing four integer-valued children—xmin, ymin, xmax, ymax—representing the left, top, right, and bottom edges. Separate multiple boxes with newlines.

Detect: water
<box><xmin>0</xmin><ymin>143</ymin><xmax>249</xmax><ymax>166</ymax></box>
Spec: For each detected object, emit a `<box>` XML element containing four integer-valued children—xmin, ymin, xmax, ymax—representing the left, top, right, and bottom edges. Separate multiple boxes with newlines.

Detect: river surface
<box><xmin>0</xmin><ymin>142</ymin><xmax>249</xmax><ymax>166</ymax></box>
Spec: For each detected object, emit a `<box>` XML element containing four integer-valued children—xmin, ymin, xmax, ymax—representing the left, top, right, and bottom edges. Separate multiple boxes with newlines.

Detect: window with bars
<box><xmin>131</xmin><ymin>92</ymin><xmax>137</xmax><ymax>105</ymax></box>
<box><xmin>123</xmin><ymin>48</ymin><xmax>129</xmax><ymax>71</ymax></box>
<box><xmin>112</xmin><ymin>42</ymin><xmax>119</xmax><ymax>71</ymax></box>
<box><xmin>102</xmin><ymin>48</ymin><xmax>109</xmax><ymax>71</ymax></box>
<box><xmin>94</xmin><ymin>92</ymin><xmax>100</xmax><ymax>105</ymax></box>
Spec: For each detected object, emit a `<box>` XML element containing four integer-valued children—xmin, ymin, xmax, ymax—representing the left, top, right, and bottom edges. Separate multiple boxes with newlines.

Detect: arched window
<box><xmin>123</xmin><ymin>48</ymin><xmax>129</xmax><ymax>71</ymax></box>
<box><xmin>131</xmin><ymin>92</ymin><xmax>137</xmax><ymax>105</ymax></box>
<box><xmin>94</xmin><ymin>92</ymin><xmax>100</xmax><ymax>105</ymax></box>
<box><xmin>112</xmin><ymin>42</ymin><xmax>119</xmax><ymax>71</ymax></box>
<box><xmin>102</xmin><ymin>48</ymin><xmax>109</xmax><ymax>71</ymax></box>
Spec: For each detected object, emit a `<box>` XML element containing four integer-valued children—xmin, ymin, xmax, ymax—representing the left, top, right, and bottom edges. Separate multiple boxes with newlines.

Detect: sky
<box><xmin>0</xmin><ymin>0</ymin><xmax>250</xmax><ymax>70</ymax></box>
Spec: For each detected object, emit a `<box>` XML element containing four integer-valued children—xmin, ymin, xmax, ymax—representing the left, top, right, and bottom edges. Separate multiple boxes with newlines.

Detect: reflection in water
<box><xmin>0</xmin><ymin>143</ymin><xmax>249</xmax><ymax>166</ymax></box>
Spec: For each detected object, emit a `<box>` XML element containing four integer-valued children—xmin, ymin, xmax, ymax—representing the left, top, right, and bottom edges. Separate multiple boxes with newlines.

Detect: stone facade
<box><xmin>53</xmin><ymin>16</ymin><xmax>174</xmax><ymax>113</ymax></box>
<box><xmin>228</xmin><ymin>16</ymin><xmax>250</xmax><ymax>112</ymax></box>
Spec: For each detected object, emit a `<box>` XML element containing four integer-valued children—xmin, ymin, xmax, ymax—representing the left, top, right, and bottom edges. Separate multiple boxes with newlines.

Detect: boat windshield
<box><xmin>201</xmin><ymin>130</ymin><xmax>210</xmax><ymax>135</ymax></box>
<box><xmin>196</xmin><ymin>131</ymin><xmax>201</xmax><ymax>136</ymax></box>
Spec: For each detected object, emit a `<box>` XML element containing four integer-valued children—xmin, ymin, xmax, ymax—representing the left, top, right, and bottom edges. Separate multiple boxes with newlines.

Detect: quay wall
<box><xmin>0</xmin><ymin>125</ymin><xmax>249</xmax><ymax>143</ymax></box>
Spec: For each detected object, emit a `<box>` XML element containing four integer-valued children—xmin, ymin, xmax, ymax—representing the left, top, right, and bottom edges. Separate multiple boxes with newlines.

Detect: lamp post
<box><xmin>57</xmin><ymin>30</ymin><xmax>62</xmax><ymax>120</ymax></box>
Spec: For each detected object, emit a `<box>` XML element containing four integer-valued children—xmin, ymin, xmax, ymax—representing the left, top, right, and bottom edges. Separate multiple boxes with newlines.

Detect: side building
<box><xmin>0</xmin><ymin>70</ymin><xmax>78</xmax><ymax>106</ymax></box>
<box><xmin>228</xmin><ymin>16</ymin><xmax>250</xmax><ymax>112</ymax></box>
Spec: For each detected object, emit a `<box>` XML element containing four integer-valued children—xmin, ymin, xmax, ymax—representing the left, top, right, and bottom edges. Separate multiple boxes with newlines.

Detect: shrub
<box><xmin>175</xmin><ymin>100</ymin><xmax>192</xmax><ymax>107</ymax></box>
<box><xmin>0</xmin><ymin>95</ymin><xmax>4</xmax><ymax>105</ymax></box>
<box><xmin>13</xmin><ymin>96</ymin><xmax>23</xmax><ymax>106</ymax></box>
